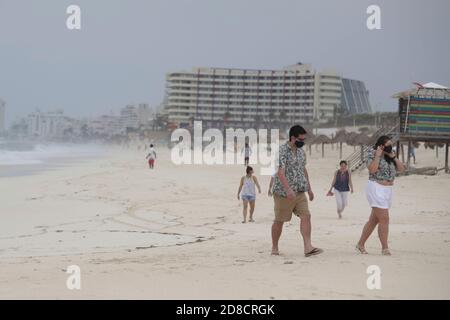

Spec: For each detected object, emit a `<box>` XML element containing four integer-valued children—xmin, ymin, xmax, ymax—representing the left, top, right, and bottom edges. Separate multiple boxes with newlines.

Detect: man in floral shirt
<box><xmin>271</xmin><ymin>125</ymin><xmax>323</xmax><ymax>257</ymax></box>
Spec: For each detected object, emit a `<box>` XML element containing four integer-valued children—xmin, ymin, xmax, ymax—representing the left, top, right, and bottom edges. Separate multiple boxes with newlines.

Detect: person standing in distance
<box><xmin>146</xmin><ymin>144</ymin><xmax>157</xmax><ymax>169</ymax></box>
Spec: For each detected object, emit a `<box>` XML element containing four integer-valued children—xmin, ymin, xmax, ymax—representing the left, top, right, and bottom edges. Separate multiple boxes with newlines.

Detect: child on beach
<box><xmin>326</xmin><ymin>160</ymin><xmax>354</xmax><ymax>218</ymax></box>
<box><xmin>145</xmin><ymin>144</ymin><xmax>157</xmax><ymax>169</ymax></box>
<box><xmin>237</xmin><ymin>166</ymin><xmax>261</xmax><ymax>223</ymax></box>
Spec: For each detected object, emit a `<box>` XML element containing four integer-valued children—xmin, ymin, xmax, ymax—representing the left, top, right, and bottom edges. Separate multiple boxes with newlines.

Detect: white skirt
<box><xmin>365</xmin><ymin>180</ymin><xmax>393</xmax><ymax>209</ymax></box>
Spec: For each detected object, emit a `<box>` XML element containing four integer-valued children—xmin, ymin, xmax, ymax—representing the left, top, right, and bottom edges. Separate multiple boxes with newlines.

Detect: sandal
<box><xmin>305</xmin><ymin>247</ymin><xmax>323</xmax><ymax>257</ymax></box>
<box><xmin>355</xmin><ymin>244</ymin><xmax>368</xmax><ymax>254</ymax></box>
<box><xmin>382</xmin><ymin>248</ymin><xmax>391</xmax><ymax>256</ymax></box>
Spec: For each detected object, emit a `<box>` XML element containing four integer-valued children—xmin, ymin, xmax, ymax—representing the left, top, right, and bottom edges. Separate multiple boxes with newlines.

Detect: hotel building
<box><xmin>164</xmin><ymin>63</ymin><xmax>371</xmax><ymax>128</ymax></box>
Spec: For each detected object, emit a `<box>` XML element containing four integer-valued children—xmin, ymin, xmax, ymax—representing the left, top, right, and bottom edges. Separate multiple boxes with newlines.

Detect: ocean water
<box><xmin>0</xmin><ymin>140</ymin><xmax>107</xmax><ymax>177</ymax></box>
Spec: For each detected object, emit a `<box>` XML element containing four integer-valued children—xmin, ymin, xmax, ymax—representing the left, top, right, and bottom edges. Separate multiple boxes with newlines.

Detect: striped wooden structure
<box><xmin>400</xmin><ymin>97</ymin><xmax>450</xmax><ymax>134</ymax></box>
<box><xmin>395</xmin><ymin>86</ymin><xmax>450</xmax><ymax>173</ymax></box>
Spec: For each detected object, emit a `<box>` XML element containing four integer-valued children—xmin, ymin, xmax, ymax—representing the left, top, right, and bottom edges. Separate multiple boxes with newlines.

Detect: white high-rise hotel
<box><xmin>165</xmin><ymin>63</ymin><xmax>371</xmax><ymax>128</ymax></box>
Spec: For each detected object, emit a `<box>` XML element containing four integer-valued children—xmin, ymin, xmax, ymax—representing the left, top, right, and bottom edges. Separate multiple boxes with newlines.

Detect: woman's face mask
<box><xmin>384</xmin><ymin>145</ymin><xmax>393</xmax><ymax>153</ymax></box>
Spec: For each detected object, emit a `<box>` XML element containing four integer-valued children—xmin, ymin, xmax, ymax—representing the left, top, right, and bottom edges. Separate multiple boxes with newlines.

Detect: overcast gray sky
<box><xmin>1</xmin><ymin>0</ymin><xmax>449</xmax><ymax>125</ymax></box>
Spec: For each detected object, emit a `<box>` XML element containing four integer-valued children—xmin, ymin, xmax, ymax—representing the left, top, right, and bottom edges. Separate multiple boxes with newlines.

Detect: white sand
<box><xmin>0</xmin><ymin>144</ymin><xmax>449</xmax><ymax>299</ymax></box>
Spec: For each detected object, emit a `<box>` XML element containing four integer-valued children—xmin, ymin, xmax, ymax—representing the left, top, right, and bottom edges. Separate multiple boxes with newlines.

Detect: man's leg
<box><xmin>300</xmin><ymin>214</ymin><xmax>313</xmax><ymax>253</ymax></box>
<box><xmin>271</xmin><ymin>221</ymin><xmax>283</xmax><ymax>254</ymax></box>
<box><xmin>294</xmin><ymin>193</ymin><xmax>321</xmax><ymax>255</ymax></box>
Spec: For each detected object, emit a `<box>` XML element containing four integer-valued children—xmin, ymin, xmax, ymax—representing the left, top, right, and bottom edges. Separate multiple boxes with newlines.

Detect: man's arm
<box><xmin>276</xmin><ymin>145</ymin><xmax>294</xmax><ymax>196</ymax></box>
<box><xmin>304</xmin><ymin>168</ymin><xmax>312</xmax><ymax>191</ymax></box>
<box><xmin>277</xmin><ymin>168</ymin><xmax>295</xmax><ymax>198</ymax></box>
<box><xmin>304</xmin><ymin>168</ymin><xmax>314</xmax><ymax>201</ymax></box>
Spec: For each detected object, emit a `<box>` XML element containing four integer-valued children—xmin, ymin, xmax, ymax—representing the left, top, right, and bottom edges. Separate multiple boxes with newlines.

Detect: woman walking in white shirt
<box><xmin>237</xmin><ymin>166</ymin><xmax>261</xmax><ymax>223</ymax></box>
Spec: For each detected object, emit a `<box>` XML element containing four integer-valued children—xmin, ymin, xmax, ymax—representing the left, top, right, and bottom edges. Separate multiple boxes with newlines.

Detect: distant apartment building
<box><xmin>89</xmin><ymin>103</ymin><xmax>152</xmax><ymax>137</ymax></box>
<box><xmin>27</xmin><ymin>110</ymin><xmax>69</xmax><ymax>138</ymax></box>
<box><xmin>119</xmin><ymin>103</ymin><xmax>152</xmax><ymax>131</ymax></box>
<box><xmin>137</xmin><ymin>103</ymin><xmax>153</xmax><ymax>125</ymax></box>
<box><xmin>89</xmin><ymin>114</ymin><xmax>121</xmax><ymax>137</ymax></box>
<box><xmin>0</xmin><ymin>98</ymin><xmax>5</xmax><ymax>133</ymax></box>
<box><xmin>164</xmin><ymin>63</ymin><xmax>372</xmax><ymax>128</ymax></box>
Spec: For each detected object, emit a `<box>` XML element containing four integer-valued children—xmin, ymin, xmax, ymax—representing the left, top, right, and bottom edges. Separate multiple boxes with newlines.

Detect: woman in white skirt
<box><xmin>327</xmin><ymin>160</ymin><xmax>354</xmax><ymax>218</ymax></box>
<box><xmin>356</xmin><ymin>136</ymin><xmax>405</xmax><ymax>255</ymax></box>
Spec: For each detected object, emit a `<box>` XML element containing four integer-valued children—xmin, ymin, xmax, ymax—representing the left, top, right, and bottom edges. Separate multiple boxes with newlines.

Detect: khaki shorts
<box><xmin>273</xmin><ymin>192</ymin><xmax>310</xmax><ymax>222</ymax></box>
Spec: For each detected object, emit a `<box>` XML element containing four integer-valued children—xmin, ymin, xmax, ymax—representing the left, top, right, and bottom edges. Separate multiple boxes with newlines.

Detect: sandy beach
<box><xmin>0</xmin><ymin>143</ymin><xmax>449</xmax><ymax>299</ymax></box>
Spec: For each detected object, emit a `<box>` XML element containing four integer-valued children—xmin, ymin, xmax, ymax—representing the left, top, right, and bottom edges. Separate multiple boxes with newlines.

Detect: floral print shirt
<box><xmin>367</xmin><ymin>149</ymin><xmax>397</xmax><ymax>181</ymax></box>
<box><xmin>272</xmin><ymin>142</ymin><xmax>309</xmax><ymax>197</ymax></box>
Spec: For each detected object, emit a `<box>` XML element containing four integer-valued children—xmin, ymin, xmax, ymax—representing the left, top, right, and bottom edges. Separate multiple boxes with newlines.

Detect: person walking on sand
<box><xmin>241</xmin><ymin>143</ymin><xmax>252</xmax><ymax>167</ymax></box>
<box><xmin>356</xmin><ymin>136</ymin><xmax>405</xmax><ymax>256</ymax></box>
<box><xmin>237</xmin><ymin>166</ymin><xmax>261</xmax><ymax>223</ymax></box>
<box><xmin>271</xmin><ymin>125</ymin><xmax>323</xmax><ymax>257</ymax></box>
<box><xmin>145</xmin><ymin>144</ymin><xmax>157</xmax><ymax>169</ymax></box>
<box><xmin>326</xmin><ymin>160</ymin><xmax>354</xmax><ymax>219</ymax></box>
<box><xmin>410</xmin><ymin>145</ymin><xmax>416</xmax><ymax>164</ymax></box>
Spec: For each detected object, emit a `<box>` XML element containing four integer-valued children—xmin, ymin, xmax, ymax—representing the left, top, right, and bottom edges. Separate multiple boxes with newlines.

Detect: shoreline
<box><xmin>0</xmin><ymin>142</ymin><xmax>111</xmax><ymax>178</ymax></box>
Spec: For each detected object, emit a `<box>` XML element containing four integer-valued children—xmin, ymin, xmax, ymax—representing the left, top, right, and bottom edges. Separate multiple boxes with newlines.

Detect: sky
<box><xmin>1</xmin><ymin>0</ymin><xmax>449</xmax><ymax>126</ymax></box>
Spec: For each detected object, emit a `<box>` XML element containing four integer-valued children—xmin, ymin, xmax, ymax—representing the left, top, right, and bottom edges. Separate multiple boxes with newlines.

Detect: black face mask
<box><xmin>295</xmin><ymin>140</ymin><xmax>305</xmax><ymax>148</ymax></box>
<box><xmin>384</xmin><ymin>145</ymin><xmax>393</xmax><ymax>153</ymax></box>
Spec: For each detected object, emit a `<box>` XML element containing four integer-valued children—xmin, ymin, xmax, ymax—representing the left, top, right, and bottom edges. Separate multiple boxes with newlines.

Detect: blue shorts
<box><xmin>241</xmin><ymin>195</ymin><xmax>256</xmax><ymax>202</ymax></box>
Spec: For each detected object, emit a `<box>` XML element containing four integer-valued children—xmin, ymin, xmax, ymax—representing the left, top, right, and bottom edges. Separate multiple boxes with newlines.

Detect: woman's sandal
<box><xmin>382</xmin><ymin>248</ymin><xmax>391</xmax><ymax>256</ymax></box>
<box><xmin>355</xmin><ymin>244</ymin><xmax>368</xmax><ymax>254</ymax></box>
